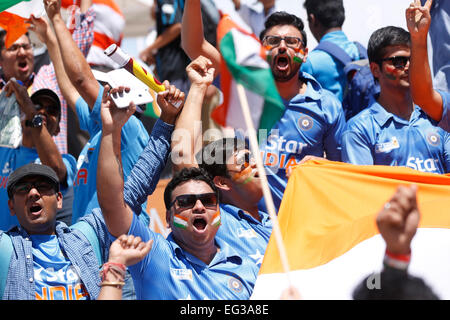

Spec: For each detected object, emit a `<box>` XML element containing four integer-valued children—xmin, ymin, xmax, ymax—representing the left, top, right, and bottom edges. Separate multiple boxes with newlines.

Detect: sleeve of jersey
<box><xmin>61</xmin><ymin>153</ymin><xmax>78</xmax><ymax>188</ymax></box>
<box><xmin>123</xmin><ymin>119</ymin><xmax>174</xmax><ymax>215</ymax></box>
<box><xmin>437</xmin><ymin>90</ymin><xmax>450</xmax><ymax>132</ymax></box>
<box><xmin>127</xmin><ymin>211</ymin><xmax>160</xmax><ymax>275</ymax></box>
<box><xmin>323</xmin><ymin>93</ymin><xmax>346</xmax><ymax>161</ymax></box>
<box><xmin>341</xmin><ymin>124</ymin><xmax>374</xmax><ymax>165</ymax></box>
<box><xmin>75</xmin><ymin>86</ymin><xmax>104</xmax><ymax>135</ymax></box>
<box><xmin>443</xmin><ymin>132</ymin><xmax>450</xmax><ymax>173</ymax></box>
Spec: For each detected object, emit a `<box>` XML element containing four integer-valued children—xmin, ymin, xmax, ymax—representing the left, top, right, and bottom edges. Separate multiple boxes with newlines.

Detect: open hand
<box><xmin>100</xmin><ymin>85</ymin><xmax>136</xmax><ymax>135</ymax></box>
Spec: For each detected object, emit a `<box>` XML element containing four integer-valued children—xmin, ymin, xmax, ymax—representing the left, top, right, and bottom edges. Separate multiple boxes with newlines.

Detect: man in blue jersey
<box><xmin>2</xmin><ymin>163</ymin><xmax>111</xmax><ymax>300</ymax></box>
<box><xmin>301</xmin><ymin>0</ymin><xmax>361</xmax><ymax>101</ymax></box>
<box><xmin>181</xmin><ymin>5</ymin><xmax>346</xmax><ymax>212</ymax></box>
<box><xmin>166</xmin><ymin>54</ymin><xmax>272</xmax><ymax>268</ymax></box>
<box><xmin>258</xmin><ymin>12</ymin><xmax>346</xmax><ymax>210</ymax></box>
<box><xmin>0</xmin><ymin>81</ymin><xmax>77</xmax><ymax>231</ymax></box>
<box><xmin>96</xmin><ymin>85</ymin><xmax>258</xmax><ymax>298</ymax></box>
<box><xmin>407</xmin><ymin>0</ymin><xmax>450</xmax><ymax>133</ymax></box>
<box><xmin>341</xmin><ymin>26</ymin><xmax>450</xmax><ymax>174</ymax></box>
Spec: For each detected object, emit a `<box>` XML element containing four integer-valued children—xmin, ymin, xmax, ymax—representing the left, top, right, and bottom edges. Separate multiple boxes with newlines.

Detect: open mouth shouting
<box><xmin>274</xmin><ymin>54</ymin><xmax>290</xmax><ymax>72</ymax></box>
<box><xmin>193</xmin><ymin>216</ymin><xmax>207</xmax><ymax>232</ymax></box>
<box><xmin>28</xmin><ymin>202</ymin><xmax>43</xmax><ymax>217</ymax></box>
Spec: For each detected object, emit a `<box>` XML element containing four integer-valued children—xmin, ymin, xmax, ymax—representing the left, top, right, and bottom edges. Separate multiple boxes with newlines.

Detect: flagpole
<box><xmin>235</xmin><ymin>83</ymin><xmax>293</xmax><ymax>285</ymax></box>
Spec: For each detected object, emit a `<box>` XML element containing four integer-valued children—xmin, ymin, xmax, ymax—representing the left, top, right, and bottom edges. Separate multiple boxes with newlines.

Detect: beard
<box><xmin>270</xmin><ymin>54</ymin><xmax>301</xmax><ymax>83</ymax></box>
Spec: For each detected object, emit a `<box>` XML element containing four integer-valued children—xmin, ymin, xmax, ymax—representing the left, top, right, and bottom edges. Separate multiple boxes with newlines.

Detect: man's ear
<box><xmin>213</xmin><ymin>176</ymin><xmax>231</xmax><ymax>191</ymax></box>
<box><xmin>370</xmin><ymin>61</ymin><xmax>381</xmax><ymax>80</ymax></box>
<box><xmin>166</xmin><ymin>208</ymin><xmax>172</xmax><ymax>226</ymax></box>
<box><xmin>8</xmin><ymin>199</ymin><xmax>16</xmax><ymax>217</ymax></box>
<box><xmin>56</xmin><ymin>192</ymin><xmax>63</xmax><ymax>210</ymax></box>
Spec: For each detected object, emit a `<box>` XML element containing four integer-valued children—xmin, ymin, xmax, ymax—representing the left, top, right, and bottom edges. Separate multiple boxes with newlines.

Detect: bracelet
<box><xmin>101</xmin><ymin>281</ymin><xmax>125</xmax><ymax>288</ymax></box>
<box><xmin>384</xmin><ymin>249</ymin><xmax>411</xmax><ymax>270</ymax></box>
<box><xmin>101</xmin><ymin>262</ymin><xmax>127</xmax><ymax>283</ymax></box>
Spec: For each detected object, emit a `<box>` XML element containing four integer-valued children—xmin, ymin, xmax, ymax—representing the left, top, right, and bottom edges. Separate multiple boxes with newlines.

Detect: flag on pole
<box><xmin>251</xmin><ymin>160</ymin><xmax>450</xmax><ymax>299</ymax></box>
<box><xmin>211</xmin><ymin>15</ymin><xmax>285</xmax><ymax>135</ymax></box>
<box><xmin>0</xmin><ymin>0</ymin><xmax>44</xmax><ymax>48</ymax></box>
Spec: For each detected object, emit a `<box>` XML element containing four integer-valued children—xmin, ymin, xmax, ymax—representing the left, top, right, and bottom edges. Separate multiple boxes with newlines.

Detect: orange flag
<box><xmin>252</xmin><ymin>160</ymin><xmax>450</xmax><ymax>299</ymax></box>
<box><xmin>0</xmin><ymin>11</ymin><xmax>30</xmax><ymax>49</ymax></box>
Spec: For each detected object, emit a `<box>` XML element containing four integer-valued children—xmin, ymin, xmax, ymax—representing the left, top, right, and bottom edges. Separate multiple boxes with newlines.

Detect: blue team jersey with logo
<box><xmin>341</xmin><ymin>102</ymin><xmax>450</xmax><ymax>174</ymax></box>
<box><xmin>259</xmin><ymin>72</ymin><xmax>346</xmax><ymax>211</ymax></box>
<box><xmin>72</xmin><ymin>86</ymin><xmax>150</xmax><ymax>224</ymax></box>
<box><xmin>0</xmin><ymin>146</ymin><xmax>77</xmax><ymax>231</ymax></box>
<box><xmin>30</xmin><ymin>234</ymin><xmax>90</xmax><ymax>300</ymax></box>
<box><xmin>216</xmin><ymin>204</ymin><xmax>272</xmax><ymax>268</ymax></box>
<box><xmin>127</xmin><ymin>212</ymin><xmax>258</xmax><ymax>300</ymax></box>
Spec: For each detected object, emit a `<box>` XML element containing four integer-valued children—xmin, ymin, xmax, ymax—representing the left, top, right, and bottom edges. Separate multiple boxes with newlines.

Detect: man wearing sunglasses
<box><xmin>1</xmin><ymin>163</ymin><xmax>112</xmax><ymax>300</ymax></box>
<box><xmin>0</xmin><ymin>82</ymin><xmax>77</xmax><ymax>230</ymax></box>
<box><xmin>341</xmin><ymin>26</ymin><xmax>450</xmax><ymax>174</ymax></box>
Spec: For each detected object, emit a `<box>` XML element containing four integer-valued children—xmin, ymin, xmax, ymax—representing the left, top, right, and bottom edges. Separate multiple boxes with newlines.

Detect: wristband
<box><xmin>101</xmin><ymin>262</ymin><xmax>127</xmax><ymax>283</ymax></box>
<box><xmin>384</xmin><ymin>249</ymin><xmax>411</xmax><ymax>270</ymax></box>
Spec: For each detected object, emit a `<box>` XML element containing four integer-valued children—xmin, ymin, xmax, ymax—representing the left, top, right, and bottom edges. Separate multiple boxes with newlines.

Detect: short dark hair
<box><xmin>0</xmin><ymin>30</ymin><xmax>30</xmax><ymax>52</ymax></box>
<box><xmin>196</xmin><ymin>138</ymin><xmax>248</xmax><ymax>179</ymax></box>
<box><xmin>367</xmin><ymin>26</ymin><xmax>411</xmax><ymax>65</ymax></box>
<box><xmin>259</xmin><ymin>11</ymin><xmax>308</xmax><ymax>48</ymax></box>
<box><xmin>163</xmin><ymin>167</ymin><xmax>219</xmax><ymax>210</ymax></box>
<box><xmin>303</xmin><ymin>0</ymin><xmax>345</xmax><ymax>29</ymax></box>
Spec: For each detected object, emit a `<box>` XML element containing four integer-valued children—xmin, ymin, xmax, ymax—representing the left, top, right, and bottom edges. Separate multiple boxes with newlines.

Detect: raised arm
<box><xmin>171</xmin><ymin>55</ymin><xmax>215</xmax><ymax>171</ymax></box>
<box><xmin>406</xmin><ymin>0</ymin><xmax>443</xmax><ymax>121</ymax></box>
<box><xmin>45</xmin><ymin>0</ymin><xmax>100</xmax><ymax>108</ymax></box>
<box><xmin>98</xmin><ymin>84</ymin><xmax>184</xmax><ymax>236</ymax></box>
<box><xmin>97</xmin><ymin>86</ymin><xmax>136</xmax><ymax>237</ymax></box>
<box><xmin>28</xmin><ymin>15</ymin><xmax>80</xmax><ymax>112</ymax></box>
<box><xmin>181</xmin><ymin>0</ymin><xmax>221</xmax><ymax>77</ymax></box>
<box><xmin>4</xmin><ymin>80</ymin><xmax>67</xmax><ymax>182</ymax></box>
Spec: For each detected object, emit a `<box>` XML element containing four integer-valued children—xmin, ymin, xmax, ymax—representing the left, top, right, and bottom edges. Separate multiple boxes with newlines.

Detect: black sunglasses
<box><xmin>381</xmin><ymin>56</ymin><xmax>410</xmax><ymax>69</ymax></box>
<box><xmin>13</xmin><ymin>180</ymin><xmax>56</xmax><ymax>195</ymax></box>
<box><xmin>170</xmin><ymin>193</ymin><xmax>218</xmax><ymax>210</ymax></box>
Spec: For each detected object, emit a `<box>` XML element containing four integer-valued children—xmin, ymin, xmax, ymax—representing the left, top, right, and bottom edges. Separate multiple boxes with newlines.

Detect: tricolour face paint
<box><xmin>231</xmin><ymin>164</ymin><xmax>254</xmax><ymax>185</ymax></box>
<box><xmin>173</xmin><ymin>214</ymin><xmax>188</xmax><ymax>229</ymax></box>
<box><xmin>211</xmin><ymin>210</ymin><xmax>221</xmax><ymax>227</ymax></box>
<box><xmin>293</xmin><ymin>48</ymin><xmax>305</xmax><ymax>64</ymax></box>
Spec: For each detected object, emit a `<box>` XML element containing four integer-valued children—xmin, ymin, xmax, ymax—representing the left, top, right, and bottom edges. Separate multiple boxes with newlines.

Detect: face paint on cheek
<box><xmin>231</xmin><ymin>165</ymin><xmax>254</xmax><ymax>185</ymax></box>
<box><xmin>173</xmin><ymin>214</ymin><xmax>188</xmax><ymax>229</ymax></box>
<box><xmin>384</xmin><ymin>64</ymin><xmax>398</xmax><ymax>80</ymax></box>
<box><xmin>293</xmin><ymin>48</ymin><xmax>305</xmax><ymax>64</ymax></box>
<box><xmin>211</xmin><ymin>210</ymin><xmax>221</xmax><ymax>227</ymax></box>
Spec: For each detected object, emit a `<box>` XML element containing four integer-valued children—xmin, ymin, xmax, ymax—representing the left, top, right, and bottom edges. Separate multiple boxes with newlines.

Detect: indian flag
<box><xmin>211</xmin><ymin>15</ymin><xmax>285</xmax><ymax>135</ymax></box>
<box><xmin>0</xmin><ymin>0</ymin><xmax>45</xmax><ymax>48</ymax></box>
<box><xmin>211</xmin><ymin>210</ymin><xmax>221</xmax><ymax>227</ymax></box>
<box><xmin>173</xmin><ymin>215</ymin><xmax>188</xmax><ymax>230</ymax></box>
<box><xmin>251</xmin><ymin>160</ymin><xmax>450</xmax><ymax>299</ymax></box>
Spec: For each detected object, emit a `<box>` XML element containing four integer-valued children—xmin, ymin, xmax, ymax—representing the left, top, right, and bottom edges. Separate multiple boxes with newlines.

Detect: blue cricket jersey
<box><xmin>127</xmin><ymin>212</ymin><xmax>258</xmax><ymax>300</ymax></box>
<box><xmin>216</xmin><ymin>204</ymin><xmax>272</xmax><ymax>268</ymax></box>
<box><xmin>259</xmin><ymin>72</ymin><xmax>346</xmax><ymax>211</ymax></box>
<box><xmin>341</xmin><ymin>101</ymin><xmax>450</xmax><ymax>173</ymax></box>
<box><xmin>71</xmin><ymin>85</ymin><xmax>150</xmax><ymax>224</ymax></box>
<box><xmin>0</xmin><ymin>146</ymin><xmax>77</xmax><ymax>231</ymax></box>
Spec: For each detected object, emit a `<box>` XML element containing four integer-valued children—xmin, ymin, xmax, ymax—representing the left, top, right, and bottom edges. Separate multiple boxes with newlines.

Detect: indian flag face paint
<box><xmin>173</xmin><ymin>214</ymin><xmax>189</xmax><ymax>229</ymax></box>
<box><xmin>293</xmin><ymin>48</ymin><xmax>305</xmax><ymax>64</ymax></box>
<box><xmin>231</xmin><ymin>164</ymin><xmax>254</xmax><ymax>185</ymax></box>
<box><xmin>211</xmin><ymin>210</ymin><xmax>221</xmax><ymax>227</ymax></box>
